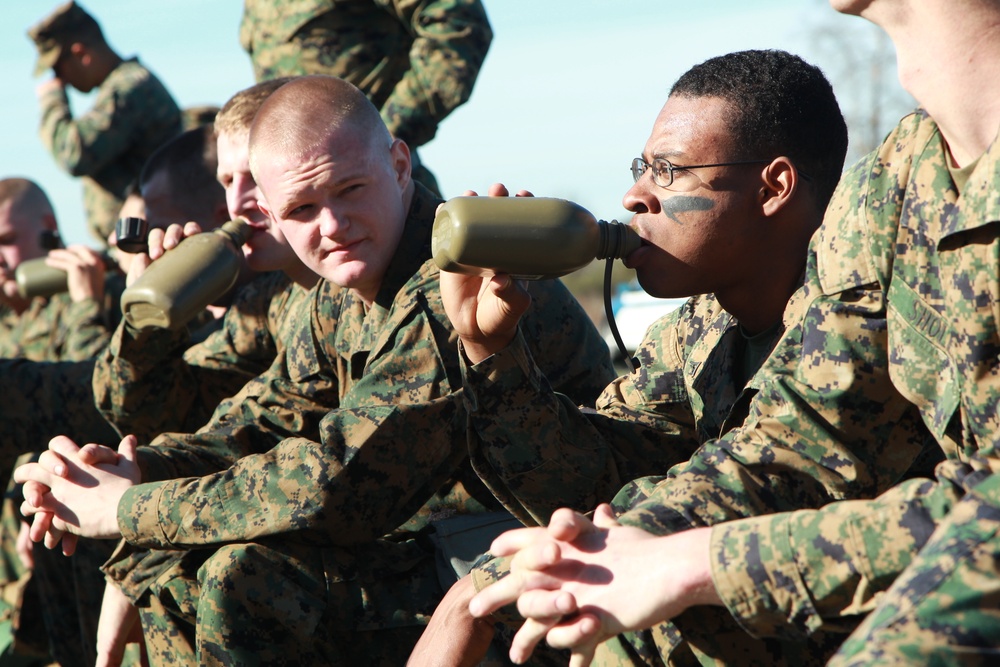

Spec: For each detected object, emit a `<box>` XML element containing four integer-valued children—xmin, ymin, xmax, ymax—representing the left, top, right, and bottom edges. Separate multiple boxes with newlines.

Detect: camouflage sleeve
<box><xmin>50</xmin><ymin>296</ymin><xmax>113</xmax><ymax>361</ymax></box>
<box><xmin>377</xmin><ymin>0</ymin><xmax>492</xmax><ymax>146</ymax></box>
<box><xmin>52</xmin><ymin>272</ymin><xmax>127</xmax><ymax>360</ymax></box>
<box><xmin>113</xmin><ymin>273</ymin><xmax>607</xmax><ymax>550</ymax></box>
<box><xmin>0</xmin><ymin>359</ymin><xmax>117</xmax><ymax>471</ymax></box>
<box><xmin>826</xmin><ymin>472</ymin><xmax>1000</xmax><ymax>665</ymax></box>
<box><xmin>118</xmin><ymin>297</ymin><xmax>460</xmax><ymax>549</ymax></box>
<box><xmin>465</xmin><ymin>302</ymin><xmax>702</xmax><ymax>526</ymax></box>
<box><xmin>708</xmin><ymin>477</ymin><xmax>955</xmax><ymax>640</ymax></box>
<box><xmin>40</xmin><ymin>73</ymin><xmax>135</xmax><ymax>176</ymax></box>
<box><xmin>93</xmin><ymin>273</ymin><xmax>297</xmax><ymax>441</ymax></box>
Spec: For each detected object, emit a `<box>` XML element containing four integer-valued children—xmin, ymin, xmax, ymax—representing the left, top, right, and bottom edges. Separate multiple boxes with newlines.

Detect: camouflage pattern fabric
<box><xmin>93</xmin><ymin>270</ymin><xmax>307</xmax><ymax>442</ymax></box>
<box><xmin>466</xmin><ymin>288</ymin><xmax>853</xmax><ymax>666</ymax></box>
<box><xmin>240</xmin><ymin>0</ymin><xmax>492</xmax><ymax>194</ymax></box>
<box><xmin>98</xmin><ymin>183</ymin><xmax>612</xmax><ymax>663</ymax></box>
<box><xmin>608</xmin><ymin>109</ymin><xmax>1000</xmax><ymax>657</ymax></box>
<box><xmin>0</xmin><ymin>271</ymin><xmax>125</xmax><ymax>362</ymax></box>
<box><xmin>38</xmin><ymin>57</ymin><xmax>182</xmax><ymax>244</ymax></box>
<box><xmin>463</xmin><ymin>291</ymin><xmax>781</xmax><ymax>527</ymax></box>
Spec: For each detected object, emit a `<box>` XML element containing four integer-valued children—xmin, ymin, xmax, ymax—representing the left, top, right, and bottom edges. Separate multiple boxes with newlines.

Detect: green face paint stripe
<box><xmin>661</xmin><ymin>196</ymin><xmax>714</xmax><ymax>225</ymax></box>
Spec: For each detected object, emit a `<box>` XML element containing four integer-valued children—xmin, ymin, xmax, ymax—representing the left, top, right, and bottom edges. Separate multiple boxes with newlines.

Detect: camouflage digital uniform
<box><xmin>467</xmin><ymin>290</ymin><xmax>854</xmax><ymax>666</ymax></box>
<box><xmin>0</xmin><ymin>274</ymin><xmax>124</xmax><ymax>664</ymax></box>
<box><xmin>13</xmin><ymin>272</ymin><xmax>303</xmax><ymax>667</ymax></box>
<box><xmin>239</xmin><ymin>0</ymin><xmax>493</xmax><ymax>194</ymax></box>
<box><xmin>93</xmin><ymin>270</ymin><xmax>308</xmax><ymax>442</ymax></box>
<box><xmin>96</xmin><ymin>183</ymin><xmax>612</xmax><ymax>665</ymax></box>
<box><xmin>0</xmin><ymin>272</ymin><xmax>125</xmax><ymax>362</ymax></box>
<box><xmin>602</xmin><ymin>109</ymin><xmax>1000</xmax><ymax>663</ymax></box>
<box><xmin>37</xmin><ymin>57</ymin><xmax>182</xmax><ymax>243</ymax></box>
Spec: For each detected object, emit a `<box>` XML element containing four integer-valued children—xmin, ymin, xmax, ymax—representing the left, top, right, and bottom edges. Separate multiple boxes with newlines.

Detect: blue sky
<box><xmin>0</xmin><ymin>1</ymin><xmax>910</xmax><ymax>247</ymax></box>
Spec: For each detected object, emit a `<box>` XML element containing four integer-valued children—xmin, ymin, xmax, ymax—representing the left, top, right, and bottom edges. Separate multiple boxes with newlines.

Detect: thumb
<box><xmin>117</xmin><ymin>435</ymin><xmax>140</xmax><ymax>482</ymax></box>
<box><xmin>591</xmin><ymin>504</ymin><xmax>620</xmax><ymax>529</ymax></box>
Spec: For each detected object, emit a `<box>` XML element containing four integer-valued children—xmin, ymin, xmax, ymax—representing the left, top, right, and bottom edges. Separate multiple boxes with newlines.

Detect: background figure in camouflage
<box><xmin>465</xmin><ymin>1</ymin><xmax>1000</xmax><ymax>665</ymax></box>
<box><xmin>28</xmin><ymin>1</ymin><xmax>182</xmax><ymax>245</ymax></box>
<box><xmin>410</xmin><ymin>49</ymin><xmax>854</xmax><ymax>667</ymax></box>
<box><xmin>30</xmin><ymin>98</ymin><xmax>314</xmax><ymax>666</ymax></box>
<box><xmin>239</xmin><ymin>0</ymin><xmax>493</xmax><ymax>195</ymax></box>
<box><xmin>0</xmin><ymin>177</ymin><xmax>123</xmax><ymax>363</ymax></box>
<box><xmin>15</xmin><ymin>76</ymin><xmax>613</xmax><ymax>666</ymax></box>
<box><xmin>0</xmin><ymin>176</ymin><xmax>123</xmax><ymax>664</ymax></box>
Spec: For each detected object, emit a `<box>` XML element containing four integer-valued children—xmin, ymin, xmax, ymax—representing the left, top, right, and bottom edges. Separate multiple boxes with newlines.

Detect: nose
<box><xmin>229</xmin><ymin>174</ymin><xmax>263</xmax><ymax>221</ymax></box>
<box><xmin>317</xmin><ymin>206</ymin><xmax>349</xmax><ymax>239</ymax></box>
<box><xmin>622</xmin><ymin>176</ymin><xmax>660</xmax><ymax>215</ymax></box>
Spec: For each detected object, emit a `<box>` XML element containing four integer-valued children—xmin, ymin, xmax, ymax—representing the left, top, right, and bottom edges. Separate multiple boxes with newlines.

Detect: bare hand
<box><xmin>125</xmin><ymin>221</ymin><xmax>202</xmax><ymax>286</ymax></box>
<box><xmin>96</xmin><ymin>581</ymin><xmax>148</xmax><ymax>667</ymax></box>
<box><xmin>440</xmin><ymin>183</ymin><xmax>533</xmax><ymax>363</ymax></box>
<box><xmin>20</xmin><ymin>441</ymin><xmax>122</xmax><ymax>556</ymax></box>
<box><xmin>407</xmin><ymin>575</ymin><xmax>495</xmax><ymax>667</ymax></box>
<box><xmin>45</xmin><ymin>245</ymin><xmax>106</xmax><ymax>302</ymax></box>
<box><xmin>470</xmin><ymin>505</ymin><xmax>719</xmax><ymax>666</ymax></box>
<box><xmin>15</xmin><ymin>435</ymin><xmax>140</xmax><ymax>543</ymax></box>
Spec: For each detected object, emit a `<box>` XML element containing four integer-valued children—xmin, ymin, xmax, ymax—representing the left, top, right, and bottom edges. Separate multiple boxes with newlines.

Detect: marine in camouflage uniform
<box><xmin>239</xmin><ymin>0</ymin><xmax>493</xmax><ymax>194</ymax></box>
<box><xmin>566</xmin><ymin>107</ymin><xmax>999</xmax><ymax>664</ymax></box>
<box><xmin>795</xmin><ymin>108</ymin><xmax>1000</xmax><ymax>665</ymax></box>
<box><xmin>94</xmin><ymin>182</ymin><xmax>612</xmax><ymax>665</ymax></box>
<box><xmin>29</xmin><ymin>2</ymin><xmax>182</xmax><ymax>244</ymax></box>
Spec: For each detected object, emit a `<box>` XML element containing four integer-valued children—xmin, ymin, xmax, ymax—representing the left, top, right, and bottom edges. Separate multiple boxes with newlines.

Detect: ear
<box><xmin>759</xmin><ymin>156</ymin><xmax>798</xmax><ymax>217</ymax></box>
<box><xmin>69</xmin><ymin>42</ymin><xmax>88</xmax><ymax>63</ymax></box>
<box><xmin>389</xmin><ymin>138</ymin><xmax>412</xmax><ymax>190</ymax></box>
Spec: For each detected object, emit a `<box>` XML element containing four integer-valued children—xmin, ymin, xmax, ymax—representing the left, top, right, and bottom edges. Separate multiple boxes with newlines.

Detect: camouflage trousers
<box><xmin>30</xmin><ymin>537</ymin><xmax>124</xmax><ymax>667</ymax></box>
<box><xmin>828</xmin><ymin>473</ymin><xmax>1000</xmax><ymax>666</ymax></box>
<box><xmin>134</xmin><ymin>538</ymin><xmax>444</xmax><ymax>666</ymax></box>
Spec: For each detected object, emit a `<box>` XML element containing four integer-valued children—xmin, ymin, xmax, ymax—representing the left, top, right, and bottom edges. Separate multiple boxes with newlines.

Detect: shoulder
<box><xmin>813</xmin><ymin>111</ymin><xmax>936</xmax><ymax>294</ymax></box>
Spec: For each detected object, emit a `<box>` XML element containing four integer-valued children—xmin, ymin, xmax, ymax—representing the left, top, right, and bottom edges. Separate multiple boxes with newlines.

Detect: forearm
<box><xmin>121</xmin><ymin>397</ymin><xmax>469</xmax><ymax>549</ymax></box>
<box><xmin>56</xmin><ymin>298</ymin><xmax>113</xmax><ymax>361</ymax></box>
<box><xmin>708</xmin><ymin>472</ymin><xmax>974</xmax><ymax>639</ymax></box>
<box><xmin>466</xmin><ymin>333</ymin><xmax>700</xmax><ymax>525</ymax></box>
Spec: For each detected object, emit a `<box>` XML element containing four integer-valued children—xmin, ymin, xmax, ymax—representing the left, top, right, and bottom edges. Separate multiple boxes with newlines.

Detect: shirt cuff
<box><xmin>118</xmin><ymin>481</ymin><xmax>172</xmax><ymax>549</ymax></box>
<box><xmin>460</xmin><ymin>329</ymin><xmax>541</xmax><ymax>414</ymax></box>
<box><xmin>710</xmin><ymin>513</ymin><xmax>822</xmax><ymax>640</ymax></box>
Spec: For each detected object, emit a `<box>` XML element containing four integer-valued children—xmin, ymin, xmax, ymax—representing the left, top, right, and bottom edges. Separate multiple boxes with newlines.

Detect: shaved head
<box><xmin>248</xmin><ymin>75</ymin><xmax>392</xmax><ymax>185</ymax></box>
<box><xmin>0</xmin><ymin>178</ymin><xmax>57</xmax><ymax>232</ymax></box>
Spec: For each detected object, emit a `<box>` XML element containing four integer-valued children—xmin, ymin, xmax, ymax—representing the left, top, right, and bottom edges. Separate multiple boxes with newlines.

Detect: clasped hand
<box><xmin>468</xmin><ymin>504</ymin><xmax>718</xmax><ymax>667</ymax></box>
<box><xmin>13</xmin><ymin>434</ymin><xmax>141</xmax><ymax>555</ymax></box>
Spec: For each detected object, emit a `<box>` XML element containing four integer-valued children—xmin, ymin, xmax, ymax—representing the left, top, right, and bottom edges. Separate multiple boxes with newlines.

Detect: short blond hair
<box><xmin>248</xmin><ymin>75</ymin><xmax>391</xmax><ymax>180</ymax></box>
<box><xmin>215</xmin><ymin>77</ymin><xmax>296</xmax><ymax>137</ymax></box>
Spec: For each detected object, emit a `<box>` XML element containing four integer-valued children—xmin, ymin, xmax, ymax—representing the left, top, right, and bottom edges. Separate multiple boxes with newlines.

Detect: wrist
<box><xmin>679</xmin><ymin>527</ymin><xmax>722</xmax><ymax>607</ymax></box>
<box><xmin>460</xmin><ymin>331</ymin><xmax>515</xmax><ymax>364</ymax></box>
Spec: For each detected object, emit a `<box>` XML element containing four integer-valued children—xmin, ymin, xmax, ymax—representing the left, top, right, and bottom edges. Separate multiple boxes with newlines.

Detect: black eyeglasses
<box><xmin>631</xmin><ymin>156</ymin><xmax>774</xmax><ymax>191</ymax></box>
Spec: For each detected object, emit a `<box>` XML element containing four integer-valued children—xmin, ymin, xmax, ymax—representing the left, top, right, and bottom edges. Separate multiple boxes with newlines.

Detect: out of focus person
<box><xmin>28</xmin><ymin>0</ymin><xmax>182</xmax><ymax>246</ymax></box>
<box><xmin>0</xmin><ymin>177</ymin><xmax>121</xmax><ymax>362</ymax></box>
<box><xmin>239</xmin><ymin>0</ymin><xmax>493</xmax><ymax>195</ymax></box>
